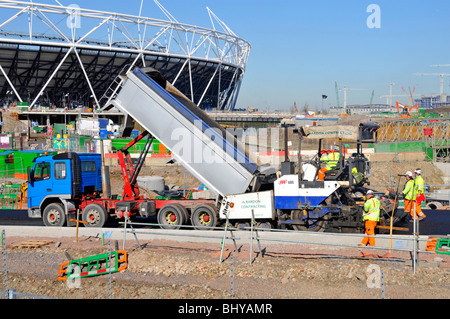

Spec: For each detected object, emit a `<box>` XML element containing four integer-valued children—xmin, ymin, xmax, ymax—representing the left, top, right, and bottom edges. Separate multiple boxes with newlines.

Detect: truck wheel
<box><xmin>43</xmin><ymin>203</ymin><xmax>66</xmax><ymax>227</ymax></box>
<box><xmin>191</xmin><ymin>204</ymin><xmax>217</xmax><ymax>230</ymax></box>
<box><xmin>82</xmin><ymin>203</ymin><xmax>107</xmax><ymax>228</ymax></box>
<box><xmin>157</xmin><ymin>204</ymin><xmax>186</xmax><ymax>229</ymax></box>
<box><xmin>171</xmin><ymin>203</ymin><xmax>189</xmax><ymax>224</ymax></box>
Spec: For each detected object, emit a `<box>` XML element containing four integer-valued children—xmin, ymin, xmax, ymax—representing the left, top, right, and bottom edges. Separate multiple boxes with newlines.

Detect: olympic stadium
<box><xmin>0</xmin><ymin>1</ymin><xmax>251</xmax><ymax>111</ymax></box>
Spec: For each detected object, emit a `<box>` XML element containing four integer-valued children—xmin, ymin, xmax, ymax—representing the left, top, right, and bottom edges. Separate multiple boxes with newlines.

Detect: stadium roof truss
<box><xmin>0</xmin><ymin>0</ymin><xmax>251</xmax><ymax>111</ymax></box>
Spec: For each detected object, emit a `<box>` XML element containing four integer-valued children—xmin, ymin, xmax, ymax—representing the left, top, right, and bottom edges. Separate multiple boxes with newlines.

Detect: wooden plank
<box><xmin>69</xmin><ymin>219</ymin><xmax>89</xmax><ymax>224</ymax></box>
<box><xmin>376</xmin><ymin>225</ymin><xmax>409</xmax><ymax>232</ymax></box>
<box><xmin>13</xmin><ymin>240</ymin><xmax>53</xmax><ymax>248</ymax></box>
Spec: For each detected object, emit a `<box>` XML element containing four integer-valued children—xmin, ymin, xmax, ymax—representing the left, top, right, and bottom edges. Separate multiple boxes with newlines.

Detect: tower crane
<box><xmin>380</xmin><ymin>94</ymin><xmax>414</xmax><ymax>105</ymax></box>
<box><xmin>335</xmin><ymin>82</ymin><xmax>340</xmax><ymax>108</ymax></box>
<box><xmin>338</xmin><ymin>85</ymin><xmax>367</xmax><ymax>114</ymax></box>
<box><xmin>414</xmin><ymin>72</ymin><xmax>450</xmax><ymax>102</ymax></box>
<box><xmin>386</xmin><ymin>82</ymin><xmax>396</xmax><ymax>107</ymax></box>
<box><xmin>369</xmin><ymin>90</ymin><xmax>375</xmax><ymax>107</ymax></box>
<box><xmin>293</xmin><ymin>101</ymin><xmax>298</xmax><ymax>113</ymax></box>
<box><xmin>401</xmin><ymin>86</ymin><xmax>417</xmax><ymax>106</ymax></box>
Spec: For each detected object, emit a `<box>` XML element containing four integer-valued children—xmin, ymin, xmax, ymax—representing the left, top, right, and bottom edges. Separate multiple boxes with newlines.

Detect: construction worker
<box><xmin>318</xmin><ymin>147</ymin><xmax>340</xmax><ymax>181</ymax></box>
<box><xmin>360</xmin><ymin>190</ymin><xmax>380</xmax><ymax>247</ymax></box>
<box><xmin>412</xmin><ymin>168</ymin><xmax>426</xmax><ymax>221</ymax></box>
<box><xmin>402</xmin><ymin>171</ymin><xmax>415</xmax><ymax>217</ymax></box>
<box><xmin>351</xmin><ymin>167</ymin><xmax>365</xmax><ymax>185</ymax></box>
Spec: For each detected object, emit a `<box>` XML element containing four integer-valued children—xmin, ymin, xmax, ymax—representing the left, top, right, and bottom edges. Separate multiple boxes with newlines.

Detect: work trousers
<box><xmin>411</xmin><ymin>201</ymin><xmax>426</xmax><ymax>219</ymax></box>
<box><xmin>361</xmin><ymin>220</ymin><xmax>377</xmax><ymax>246</ymax></box>
<box><xmin>405</xmin><ymin>199</ymin><xmax>426</xmax><ymax>218</ymax></box>
<box><xmin>404</xmin><ymin>199</ymin><xmax>413</xmax><ymax>213</ymax></box>
<box><xmin>318</xmin><ymin>168</ymin><xmax>328</xmax><ymax>181</ymax></box>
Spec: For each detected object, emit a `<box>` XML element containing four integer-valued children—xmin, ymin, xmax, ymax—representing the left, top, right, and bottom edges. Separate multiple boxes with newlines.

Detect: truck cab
<box><xmin>27</xmin><ymin>152</ymin><xmax>102</xmax><ymax>226</ymax></box>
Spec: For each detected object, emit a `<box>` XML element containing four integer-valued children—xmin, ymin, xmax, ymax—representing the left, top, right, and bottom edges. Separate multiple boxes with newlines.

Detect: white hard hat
<box><xmin>367</xmin><ymin>190</ymin><xmax>374</xmax><ymax>195</ymax></box>
<box><xmin>406</xmin><ymin>171</ymin><xmax>413</xmax><ymax>177</ymax></box>
<box><xmin>414</xmin><ymin>169</ymin><xmax>421</xmax><ymax>175</ymax></box>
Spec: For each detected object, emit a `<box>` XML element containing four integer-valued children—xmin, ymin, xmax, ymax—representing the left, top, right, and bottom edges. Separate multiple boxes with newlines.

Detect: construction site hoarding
<box><xmin>302</xmin><ymin>125</ymin><xmax>360</xmax><ymax>141</ymax></box>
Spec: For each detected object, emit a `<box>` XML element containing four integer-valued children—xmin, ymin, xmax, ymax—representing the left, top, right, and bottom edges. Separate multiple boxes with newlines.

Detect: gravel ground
<box><xmin>0</xmin><ymin>234</ymin><xmax>448</xmax><ymax>301</ymax></box>
<box><xmin>1</xmin><ymin>160</ymin><xmax>448</xmax><ymax>304</ymax></box>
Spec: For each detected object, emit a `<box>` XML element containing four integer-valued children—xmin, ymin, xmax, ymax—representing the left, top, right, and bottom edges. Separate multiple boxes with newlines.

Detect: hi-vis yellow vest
<box><xmin>320</xmin><ymin>152</ymin><xmax>340</xmax><ymax>170</ymax></box>
<box><xmin>414</xmin><ymin>176</ymin><xmax>424</xmax><ymax>198</ymax></box>
<box><xmin>363</xmin><ymin>197</ymin><xmax>380</xmax><ymax>222</ymax></box>
<box><xmin>402</xmin><ymin>180</ymin><xmax>415</xmax><ymax>200</ymax></box>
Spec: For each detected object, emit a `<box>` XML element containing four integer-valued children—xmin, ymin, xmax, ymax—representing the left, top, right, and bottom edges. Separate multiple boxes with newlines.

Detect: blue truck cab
<box><xmin>27</xmin><ymin>152</ymin><xmax>103</xmax><ymax>226</ymax></box>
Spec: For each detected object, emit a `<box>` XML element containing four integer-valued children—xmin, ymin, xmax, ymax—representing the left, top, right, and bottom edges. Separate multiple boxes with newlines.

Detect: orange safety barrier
<box><xmin>426</xmin><ymin>238</ymin><xmax>438</xmax><ymax>252</ymax></box>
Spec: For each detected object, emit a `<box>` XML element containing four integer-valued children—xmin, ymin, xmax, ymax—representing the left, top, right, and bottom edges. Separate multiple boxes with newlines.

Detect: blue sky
<box><xmin>4</xmin><ymin>0</ymin><xmax>450</xmax><ymax>111</ymax></box>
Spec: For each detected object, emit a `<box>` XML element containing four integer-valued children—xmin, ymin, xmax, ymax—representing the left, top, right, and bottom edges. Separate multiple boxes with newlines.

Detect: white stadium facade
<box><xmin>0</xmin><ymin>1</ymin><xmax>251</xmax><ymax>111</ymax></box>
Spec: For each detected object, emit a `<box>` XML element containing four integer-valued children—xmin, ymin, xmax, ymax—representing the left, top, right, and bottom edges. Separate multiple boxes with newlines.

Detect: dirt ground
<box><xmin>1</xmin><ymin>139</ymin><xmax>448</xmax><ymax>301</ymax></box>
<box><xmin>0</xmin><ymin>234</ymin><xmax>448</xmax><ymax>300</ymax></box>
<box><xmin>369</xmin><ymin>160</ymin><xmax>445</xmax><ymax>192</ymax></box>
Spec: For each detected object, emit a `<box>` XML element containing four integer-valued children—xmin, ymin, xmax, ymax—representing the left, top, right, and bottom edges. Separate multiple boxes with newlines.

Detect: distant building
<box><xmin>414</xmin><ymin>94</ymin><xmax>450</xmax><ymax>109</ymax></box>
<box><xmin>329</xmin><ymin>104</ymin><xmax>395</xmax><ymax>115</ymax></box>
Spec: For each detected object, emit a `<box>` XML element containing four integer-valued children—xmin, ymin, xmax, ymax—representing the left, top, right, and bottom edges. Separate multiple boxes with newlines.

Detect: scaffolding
<box><xmin>377</xmin><ymin>117</ymin><xmax>450</xmax><ymax>162</ymax></box>
<box><xmin>377</xmin><ymin>117</ymin><xmax>450</xmax><ymax>143</ymax></box>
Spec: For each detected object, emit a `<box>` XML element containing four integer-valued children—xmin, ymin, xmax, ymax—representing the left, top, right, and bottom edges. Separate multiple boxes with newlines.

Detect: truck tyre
<box><xmin>82</xmin><ymin>203</ymin><xmax>107</xmax><ymax>228</ymax></box>
<box><xmin>172</xmin><ymin>203</ymin><xmax>189</xmax><ymax>224</ymax></box>
<box><xmin>191</xmin><ymin>204</ymin><xmax>217</xmax><ymax>230</ymax></box>
<box><xmin>43</xmin><ymin>203</ymin><xmax>66</xmax><ymax>227</ymax></box>
<box><xmin>157</xmin><ymin>204</ymin><xmax>185</xmax><ymax>229</ymax></box>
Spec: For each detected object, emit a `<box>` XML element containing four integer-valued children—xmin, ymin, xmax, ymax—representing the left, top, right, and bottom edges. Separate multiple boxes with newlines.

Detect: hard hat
<box><xmin>406</xmin><ymin>171</ymin><xmax>413</xmax><ymax>177</ymax></box>
<box><xmin>414</xmin><ymin>169</ymin><xmax>421</xmax><ymax>175</ymax></box>
<box><xmin>367</xmin><ymin>190</ymin><xmax>374</xmax><ymax>195</ymax></box>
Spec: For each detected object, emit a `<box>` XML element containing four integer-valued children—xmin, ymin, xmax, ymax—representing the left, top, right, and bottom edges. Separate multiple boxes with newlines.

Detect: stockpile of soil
<box><xmin>369</xmin><ymin>161</ymin><xmax>444</xmax><ymax>192</ymax></box>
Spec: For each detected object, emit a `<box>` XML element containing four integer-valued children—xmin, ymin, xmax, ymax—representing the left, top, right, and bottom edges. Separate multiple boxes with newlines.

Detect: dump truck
<box><xmin>26</xmin><ymin>67</ymin><xmax>402</xmax><ymax>232</ymax></box>
<box><xmin>26</xmin><ymin>134</ymin><xmax>218</xmax><ymax>228</ymax></box>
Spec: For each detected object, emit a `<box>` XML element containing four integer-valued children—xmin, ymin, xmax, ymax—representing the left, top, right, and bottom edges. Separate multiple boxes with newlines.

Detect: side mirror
<box><xmin>27</xmin><ymin>166</ymin><xmax>33</xmax><ymax>186</ymax></box>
